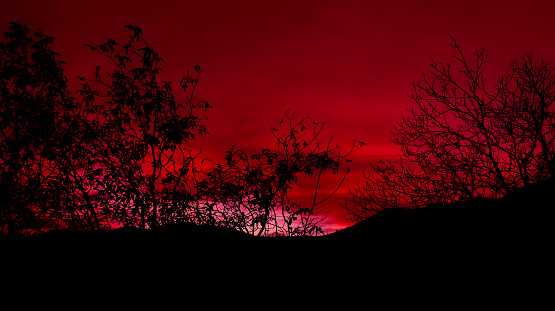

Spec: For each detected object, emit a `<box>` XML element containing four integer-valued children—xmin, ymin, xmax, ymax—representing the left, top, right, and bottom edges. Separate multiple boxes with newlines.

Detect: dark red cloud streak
<box><xmin>2</xmin><ymin>0</ymin><xmax>555</xmax><ymax>230</ymax></box>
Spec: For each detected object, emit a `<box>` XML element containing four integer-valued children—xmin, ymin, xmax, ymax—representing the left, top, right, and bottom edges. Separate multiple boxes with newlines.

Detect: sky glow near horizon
<box><xmin>2</xmin><ymin>0</ymin><xmax>555</xmax><ymax>231</ymax></box>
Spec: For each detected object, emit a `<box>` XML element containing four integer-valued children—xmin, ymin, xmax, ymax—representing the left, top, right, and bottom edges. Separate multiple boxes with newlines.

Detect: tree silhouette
<box><xmin>345</xmin><ymin>38</ymin><xmax>555</xmax><ymax>222</ymax></box>
<box><xmin>78</xmin><ymin>25</ymin><xmax>210</xmax><ymax>229</ymax></box>
<box><xmin>0</xmin><ymin>22</ymin><xmax>359</xmax><ymax>237</ymax></box>
<box><xmin>197</xmin><ymin>110</ymin><xmax>361</xmax><ymax>236</ymax></box>
<box><xmin>0</xmin><ymin>23</ymin><xmax>106</xmax><ymax>236</ymax></box>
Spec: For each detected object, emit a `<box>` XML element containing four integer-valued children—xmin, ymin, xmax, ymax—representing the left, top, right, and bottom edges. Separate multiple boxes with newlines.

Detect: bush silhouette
<box><xmin>0</xmin><ymin>23</ymin><xmax>101</xmax><ymax>235</ymax></box>
<box><xmin>197</xmin><ymin>110</ymin><xmax>361</xmax><ymax>236</ymax></box>
<box><xmin>78</xmin><ymin>24</ymin><xmax>211</xmax><ymax>229</ymax></box>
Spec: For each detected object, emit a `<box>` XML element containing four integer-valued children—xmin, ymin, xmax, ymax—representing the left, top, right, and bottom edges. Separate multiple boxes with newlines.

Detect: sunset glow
<box><xmin>2</xmin><ymin>0</ymin><xmax>555</xmax><ymax>231</ymax></box>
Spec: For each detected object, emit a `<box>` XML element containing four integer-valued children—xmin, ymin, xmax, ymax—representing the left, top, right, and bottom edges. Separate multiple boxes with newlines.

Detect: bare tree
<box><xmin>345</xmin><ymin>38</ymin><xmax>555</xmax><ymax>222</ymax></box>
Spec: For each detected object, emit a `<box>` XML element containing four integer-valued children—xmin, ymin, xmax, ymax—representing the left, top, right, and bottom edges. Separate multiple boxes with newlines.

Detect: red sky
<box><xmin>2</xmin><ymin>0</ymin><xmax>555</xmax><ymax>231</ymax></box>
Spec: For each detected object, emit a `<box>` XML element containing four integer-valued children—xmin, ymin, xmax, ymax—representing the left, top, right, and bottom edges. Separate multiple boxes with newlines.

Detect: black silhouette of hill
<box><xmin>2</xmin><ymin>177</ymin><xmax>552</xmax><ymax>296</ymax></box>
<box><xmin>330</xmin><ymin>176</ymin><xmax>553</xmax><ymax>241</ymax></box>
<box><xmin>327</xmin><ymin>177</ymin><xmax>553</xmax><ymax>262</ymax></box>
<box><xmin>3</xmin><ymin>177</ymin><xmax>553</xmax><ymax>257</ymax></box>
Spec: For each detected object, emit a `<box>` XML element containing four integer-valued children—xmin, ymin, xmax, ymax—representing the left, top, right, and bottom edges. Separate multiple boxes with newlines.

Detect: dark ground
<box><xmin>1</xmin><ymin>179</ymin><xmax>552</xmax><ymax>304</ymax></box>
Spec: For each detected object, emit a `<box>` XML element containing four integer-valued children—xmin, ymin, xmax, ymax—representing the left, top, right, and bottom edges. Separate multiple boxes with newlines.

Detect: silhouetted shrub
<box><xmin>0</xmin><ymin>23</ymin><xmax>101</xmax><ymax>236</ymax></box>
<box><xmin>78</xmin><ymin>25</ymin><xmax>211</xmax><ymax>229</ymax></box>
<box><xmin>196</xmin><ymin>110</ymin><xmax>362</xmax><ymax>236</ymax></box>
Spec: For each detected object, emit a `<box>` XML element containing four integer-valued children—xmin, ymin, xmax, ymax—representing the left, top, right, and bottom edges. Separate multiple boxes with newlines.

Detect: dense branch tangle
<box><xmin>197</xmin><ymin>110</ymin><xmax>362</xmax><ymax>236</ymax></box>
<box><xmin>78</xmin><ymin>25</ymin><xmax>210</xmax><ymax>229</ymax></box>
<box><xmin>0</xmin><ymin>23</ymin><xmax>361</xmax><ymax>237</ymax></box>
<box><xmin>0</xmin><ymin>23</ymin><xmax>105</xmax><ymax>235</ymax></box>
<box><xmin>345</xmin><ymin>38</ymin><xmax>555</xmax><ymax>222</ymax></box>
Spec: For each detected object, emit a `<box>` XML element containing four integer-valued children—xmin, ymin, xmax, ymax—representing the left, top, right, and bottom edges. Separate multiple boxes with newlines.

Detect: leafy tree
<box><xmin>0</xmin><ymin>23</ymin><xmax>101</xmax><ymax>236</ymax></box>
<box><xmin>345</xmin><ymin>38</ymin><xmax>555</xmax><ymax>222</ymax></box>
<box><xmin>197</xmin><ymin>110</ymin><xmax>362</xmax><ymax>236</ymax></box>
<box><xmin>0</xmin><ymin>22</ymin><xmax>357</xmax><ymax>237</ymax></box>
<box><xmin>79</xmin><ymin>25</ymin><xmax>210</xmax><ymax>229</ymax></box>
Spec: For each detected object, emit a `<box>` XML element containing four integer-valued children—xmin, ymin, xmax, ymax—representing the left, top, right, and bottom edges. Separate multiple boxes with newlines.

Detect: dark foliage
<box><xmin>0</xmin><ymin>23</ymin><xmax>358</xmax><ymax>237</ymax></box>
<box><xmin>0</xmin><ymin>23</ymin><xmax>212</xmax><ymax>236</ymax></box>
<box><xmin>78</xmin><ymin>24</ymin><xmax>210</xmax><ymax>229</ymax></box>
<box><xmin>196</xmin><ymin>110</ymin><xmax>361</xmax><ymax>236</ymax></box>
<box><xmin>0</xmin><ymin>23</ymin><xmax>101</xmax><ymax>236</ymax></box>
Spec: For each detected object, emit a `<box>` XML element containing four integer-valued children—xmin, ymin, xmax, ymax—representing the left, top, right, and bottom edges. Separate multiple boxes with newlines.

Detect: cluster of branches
<box><xmin>195</xmin><ymin>110</ymin><xmax>361</xmax><ymax>236</ymax></box>
<box><xmin>345</xmin><ymin>38</ymin><xmax>555</xmax><ymax>222</ymax></box>
<box><xmin>0</xmin><ymin>23</ymin><xmax>358</xmax><ymax>237</ymax></box>
<box><xmin>77</xmin><ymin>25</ymin><xmax>211</xmax><ymax>229</ymax></box>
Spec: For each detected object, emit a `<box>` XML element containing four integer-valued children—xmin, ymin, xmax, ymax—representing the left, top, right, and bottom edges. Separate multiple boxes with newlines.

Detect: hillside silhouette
<box><xmin>2</xmin><ymin>177</ymin><xmax>551</xmax><ymax>302</ymax></box>
<box><xmin>1</xmin><ymin>24</ymin><xmax>552</xmax><ymax>299</ymax></box>
<box><xmin>4</xmin><ymin>176</ymin><xmax>552</xmax><ymax>262</ymax></box>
